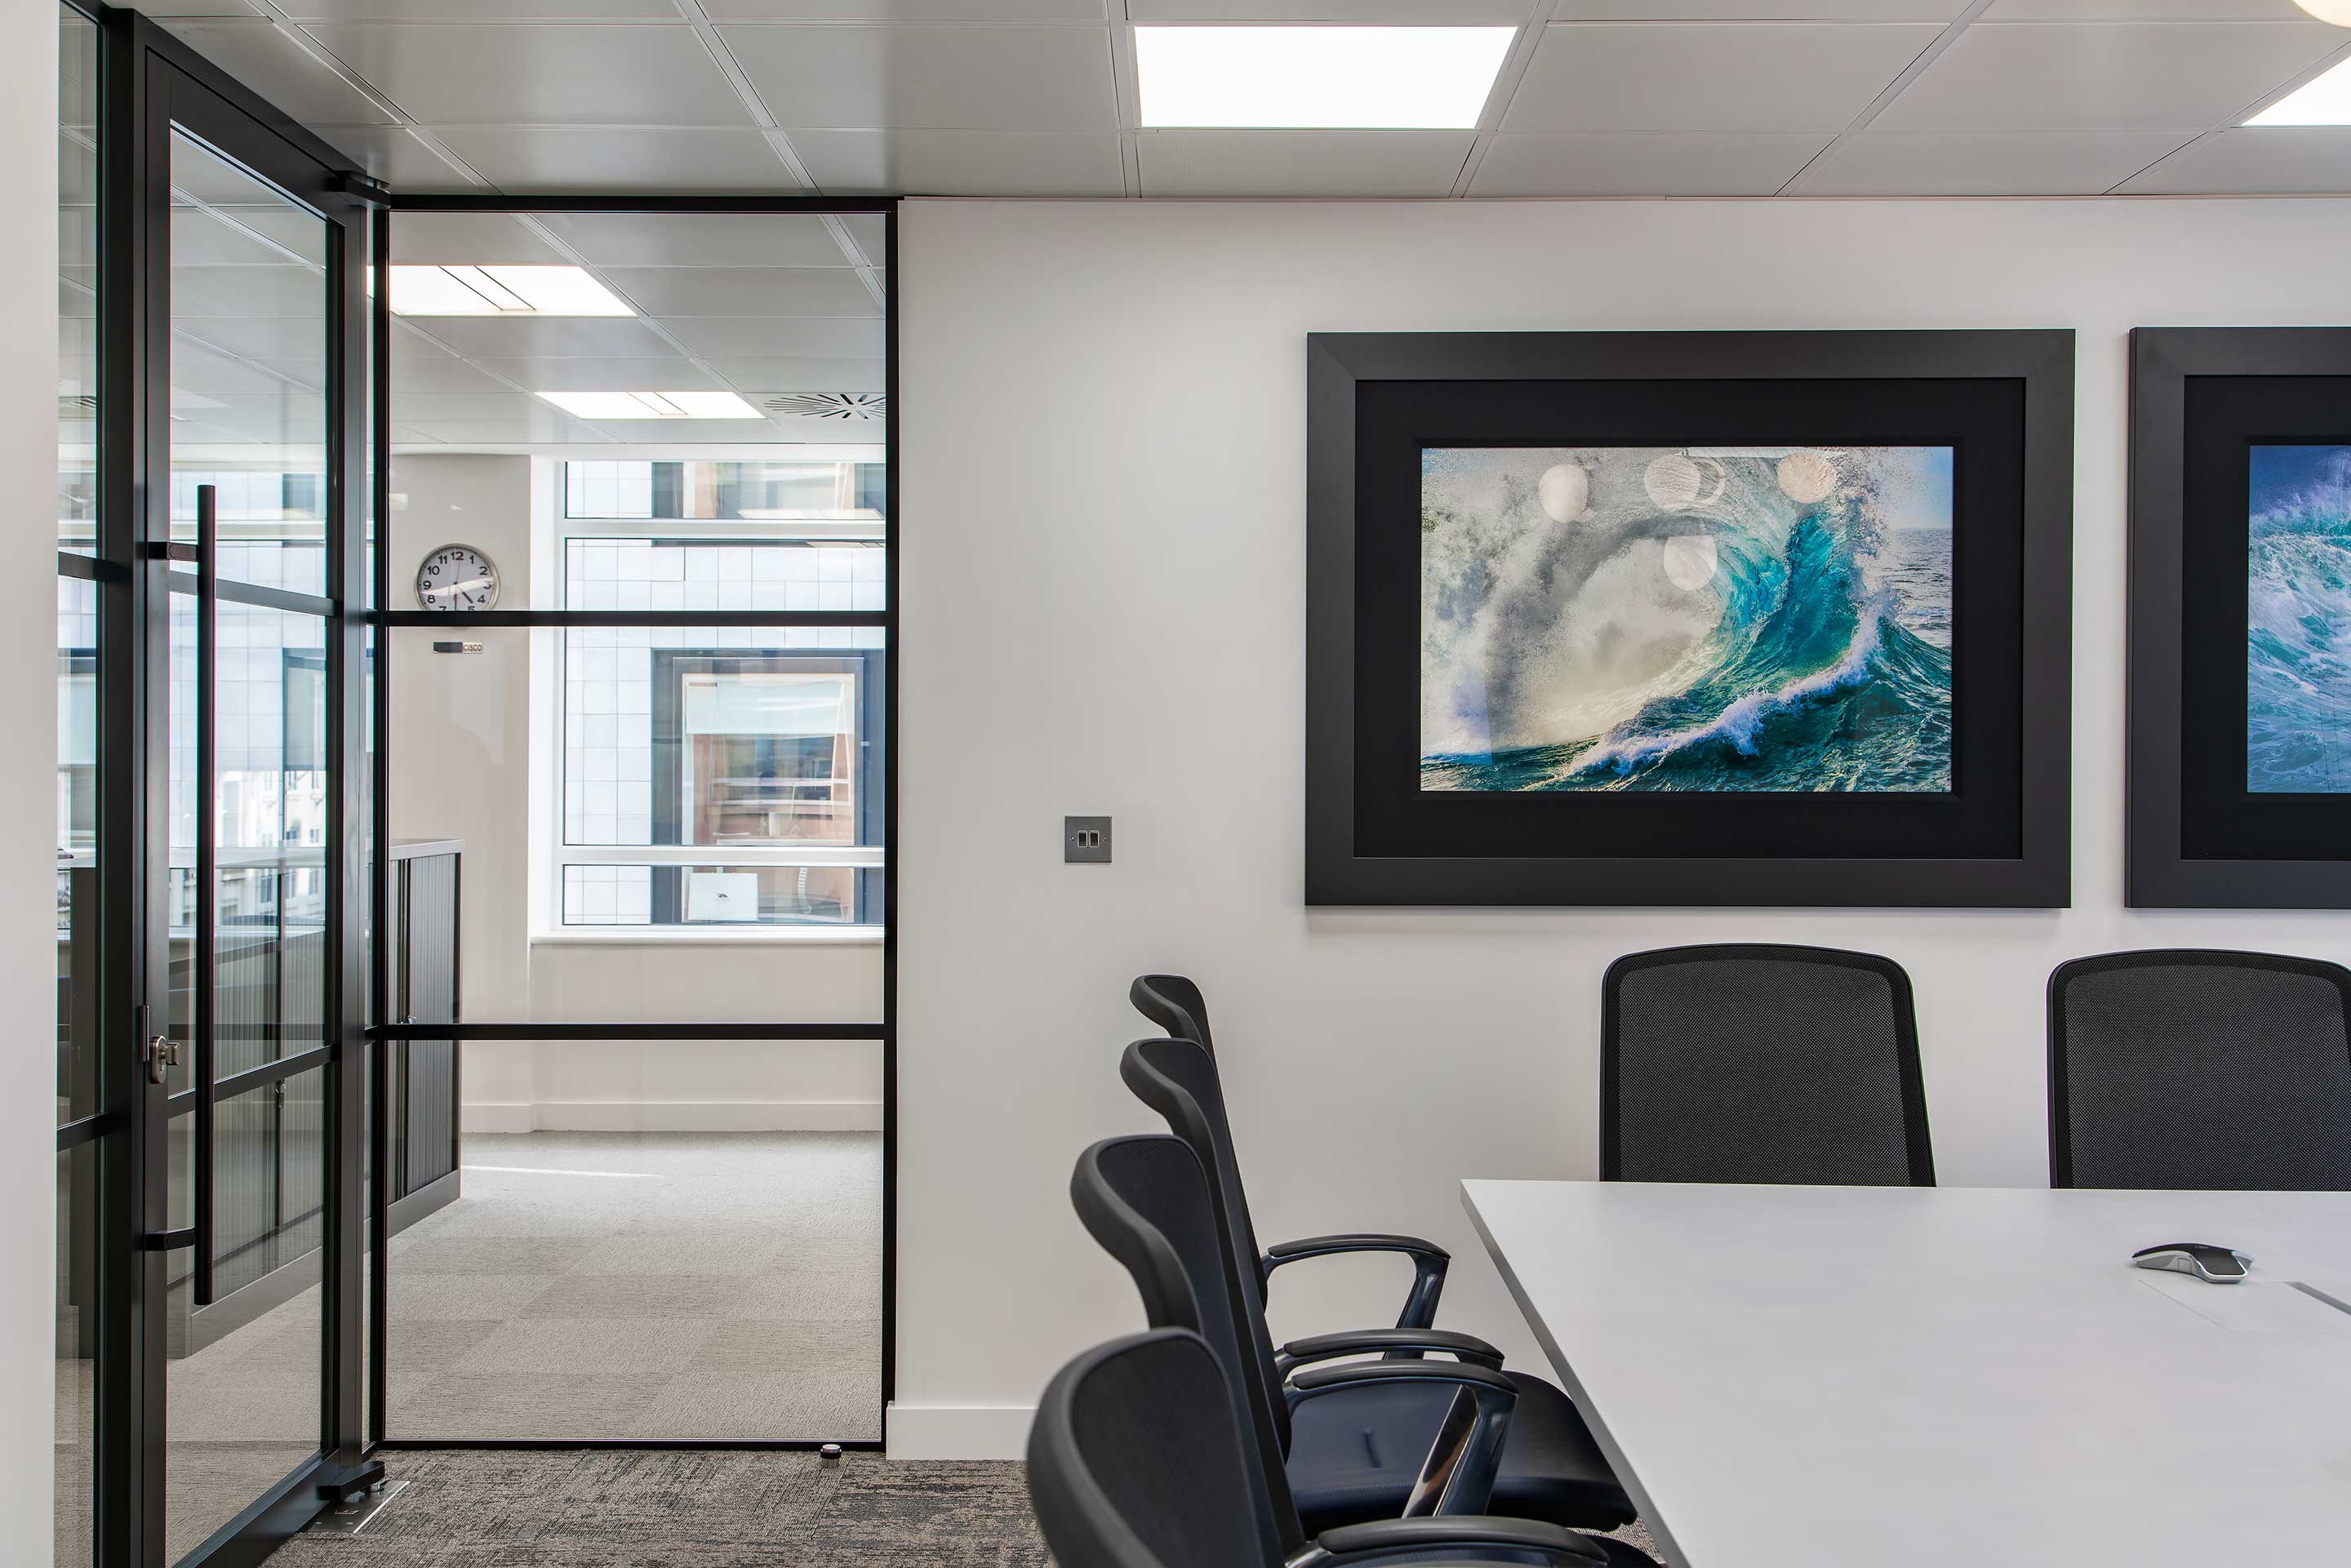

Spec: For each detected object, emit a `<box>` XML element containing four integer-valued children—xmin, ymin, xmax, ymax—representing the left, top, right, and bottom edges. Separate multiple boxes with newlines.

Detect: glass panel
<box><xmin>58</xmin><ymin>575</ymin><xmax>97</xmax><ymax>1124</ymax></box>
<box><xmin>165</xmin><ymin>126</ymin><xmax>332</xmax><ymax>1557</ymax></box>
<box><xmin>383</xmin><ymin>1078</ymin><xmax>882</xmax><ymax>1442</ymax></box>
<box><xmin>562</xmin><ymin>460</ymin><xmax>887</xmax><ymax>524</ymax></box>
<box><xmin>58</xmin><ymin>4</ymin><xmax>96</xmax><ymax>558</ymax></box>
<box><xmin>563</xmin><ymin>633</ymin><xmax>886</xmax><ymax>855</ymax></box>
<box><xmin>559</xmin><ymin>863</ymin><xmax>880</xmax><ymax>929</ymax></box>
<box><xmin>170</xmin><ymin>132</ymin><xmax>329</xmax><ymax>596</ymax></box>
<box><xmin>55</xmin><ymin>1144</ymin><xmax>96</xmax><ymax>1568</ymax></box>
<box><xmin>560</xmin><ymin>535</ymin><xmax>884</xmax><ymax>614</ymax></box>
<box><xmin>164</xmin><ymin>1069</ymin><xmax>327</xmax><ymax>1562</ymax></box>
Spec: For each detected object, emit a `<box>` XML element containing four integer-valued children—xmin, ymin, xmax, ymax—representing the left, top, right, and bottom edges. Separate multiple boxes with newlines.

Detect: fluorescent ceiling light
<box><xmin>538</xmin><ymin>390</ymin><xmax>760</xmax><ymax>421</ymax></box>
<box><xmin>2247</xmin><ymin>55</ymin><xmax>2351</xmax><ymax>124</ymax></box>
<box><xmin>388</xmin><ymin>264</ymin><xmax>633</xmax><ymax>317</ymax></box>
<box><xmin>1136</xmin><ymin>25</ymin><xmax>1516</xmax><ymax>130</ymax></box>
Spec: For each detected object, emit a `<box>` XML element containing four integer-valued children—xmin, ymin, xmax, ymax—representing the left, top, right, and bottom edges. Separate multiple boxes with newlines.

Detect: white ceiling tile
<box><xmin>1129</xmin><ymin>1</ymin><xmax>1534</xmax><ymax>16</ymax></box>
<box><xmin>468</xmin><ymin>358</ymin><xmax>722</xmax><ymax>392</ymax></box>
<box><xmin>1800</xmin><ymin>128</ymin><xmax>2195</xmax><ymax>192</ymax></box>
<box><xmin>299</xmin><ymin>24</ymin><xmax>754</xmax><ymax>127</ymax></box>
<box><xmin>1984</xmin><ymin>1</ymin><xmax>2324</xmax><ymax>18</ymax></box>
<box><xmin>654</xmin><ymin>317</ymin><xmax>885</xmax><ymax>357</ymax></box>
<box><xmin>1558</xmin><ymin>1</ymin><xmax>1962</xmax><ymax>11</ymax></box>
<box><xmin>788</xmin><ymin>128</ymin><xmax>1124</xmax><ymax>194</ymax></box>
<box><xmin>1873</xmin><ymin>21</ymin><xmax>2348</xmax><ymax>130</ymax></box>
<box><xmin>172</xmin><ymin>267</ymin><xmax>329</xmax><ymax>319</ymax></box>
<box><xmin>1504</xmin><ymin>23</ymin><xmax>1945</xmax><ymax>133</ymax></box>
<box><xmin>594</xmin><ymin>267</ymin><xmax>879</xmax><ymax>317</ymax></box>
<box><xmin>171</xmin><ymin>207</ymin><xmax>327</xmax><ymax>269</ymax></box>
<box><xmin>1470</xmin><ymin>131</ymin><xmax>1830</xmax><ymax>194</ymax></box>
<box><xmin>422</xmin><ymin>127</ymin><xmax>798</xmax><ymax>192</ymax></box>
<box><xmin>398</xmin><ymin>317</ymin><xmax>681</xmax><ymax>357</ymax></box>
<box><xmin>583</xmin><ymin>418</ymin><xmax>792</xmax><ymax>441</ymax></box>
<box><xmin>838</xmin><ymin>215</ymin><xmax>887</xmax><ymax>268</ymax></box>
<box><xmin>161</xmin><ymin>21</ymin><xmax>398</xmax><ymax>127</ymax></box>
<box><xmin>367</xmin><ymin>355</ymin><xmax>518</xmax><ymax>394</ymax></box>
<box><xmin>175</xmin><ymin>318</ymin><xmax>331</xmax><ymax>360</ymax></box>
<box><xmin>532</xmin><ymin>213</ymin><xmax>852</xmax><ymax>268</ymax></box>
<box><xmin>702</xmin><ymin>356</ymin><xmax>888</xmax><ymax>393</ymax></box>
<box><xmin>705</xmin><ymin>1</ymin><xmax>1107</xmax><ymax>16</ymax></box>
<box><xmin>389</xmin><ymin>212</ymin><xmax>571</xmax><ymax>264</ymax></box>
<box><xmin>718</xmin><ymin>23</ymin><xmax>1118</xmax><ymax>131</ymax></box>
<box><xmin>284</xmin><ymin>1</ymin><xmax>676</xmax><ymax>18</ymax></box>
<box><xmin>2119</xmin><ymin>125</ymin><xmax>2351</xmax><ymax>190</ymax></box>
<box><xmin>401</xmin><ymin>415</ymin><xmax>612</xmax><ymax>443</ymax></box>
<box><xmin>390</xmin><ymin>393</ymin><xmax>541</xmax><ymax>420</ymax></box>
<box><xmin>309</xmin><ymin>126</ymin><xmax>479</xmax><ymax>190</ymax></box>
<box><xmin>1136</xmin><ymin>130</ymin><xmax>1473</xmax><ymax>197</ymax></box>
<box><xmin>170</xmin><ymin>346</ymin><xmax>312</xmax><ymax>397</ymax></box>
<box><xmin>137</xmin><ymin>0</ymin><xmax>266</xmax><ymax>15</ymax></box>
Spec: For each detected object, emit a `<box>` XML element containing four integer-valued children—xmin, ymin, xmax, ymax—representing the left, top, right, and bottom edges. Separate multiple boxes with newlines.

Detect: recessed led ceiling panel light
<box><xmin>388</xmin><ymin>264</ymin><xmax>634</xmax><ymax>317</ymax></box>
<box><xmin>1136</xmin><ymin>25</ymin><xmax>1517</xmax><ymax>131</ymax></box>
<box><xmin>2247</xmin><ymin>55</ymin><xmax>2351</xmax><ymax>125</ymax></box>
<box><xmin>538</xmin><ymin>390</ymin><xmax>761</xmax><ymax>420</ymax></box>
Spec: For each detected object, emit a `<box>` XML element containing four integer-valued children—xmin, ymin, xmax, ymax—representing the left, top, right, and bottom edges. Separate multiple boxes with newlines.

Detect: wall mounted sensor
<box><xmin>2132</xmin><ymin>1242</ymin><xmax>2252</xmax><ymax>1284</ymax></box>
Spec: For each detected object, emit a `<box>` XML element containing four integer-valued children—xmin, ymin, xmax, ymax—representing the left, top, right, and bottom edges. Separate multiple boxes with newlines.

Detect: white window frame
<box><xmin>527</xmin><ymin>455</ymin><xmax>887</xmax><ymax>947</ymax></box>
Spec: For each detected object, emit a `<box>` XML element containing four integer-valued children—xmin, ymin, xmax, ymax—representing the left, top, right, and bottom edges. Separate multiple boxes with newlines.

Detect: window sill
<box><xmin>530</xmin><ymin>926</ymin><xmax>884</xmax><ymax>948</ymax></box>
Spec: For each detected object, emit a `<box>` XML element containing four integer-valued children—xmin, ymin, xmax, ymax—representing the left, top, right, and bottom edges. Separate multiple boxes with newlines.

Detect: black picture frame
<box><xmin>1306</xmin><ymin>330</ymin><xmax>2074</xmax><ymax>908</ymax></box>
<box><xmin>2127</xmin><ymin>326</ymin><xmax>2351</xmax><ymax>908</ymax></box>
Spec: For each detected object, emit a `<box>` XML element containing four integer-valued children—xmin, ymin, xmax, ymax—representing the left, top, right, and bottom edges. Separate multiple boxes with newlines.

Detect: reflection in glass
<box><xmin>169</xmin><ymin>132</ymin><xmax>329</xmax><ymax>595</ymax></box>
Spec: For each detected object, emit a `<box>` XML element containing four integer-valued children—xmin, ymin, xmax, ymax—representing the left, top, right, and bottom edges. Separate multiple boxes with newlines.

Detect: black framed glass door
<box><xmin>71</xmin><ymin>12</ymin><xmax>376</xmax><ymax>1565</ymax></box>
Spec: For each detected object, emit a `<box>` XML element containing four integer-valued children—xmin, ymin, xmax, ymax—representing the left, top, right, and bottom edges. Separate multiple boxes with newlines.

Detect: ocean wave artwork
<box><xmin>2247</xmin><ymin>444</ymin><xmax>2351</xmax><ymax>793</ymax></box>
<box><xmin>1420</xmin><ymin>445</ymin><xmax>1953</xmax><ymax>793</ymax></box>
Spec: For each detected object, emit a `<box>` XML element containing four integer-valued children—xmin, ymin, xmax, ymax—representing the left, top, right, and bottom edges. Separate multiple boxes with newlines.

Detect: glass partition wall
<box><xmin>53</xmin><ymin>6</ymin><xmax>895</xmax><ymax>1560</ymax></box>
<box><xmin>372</xmin><ymin>203</ymin><xmax>891</xmax><ymax>1446</ymax></box>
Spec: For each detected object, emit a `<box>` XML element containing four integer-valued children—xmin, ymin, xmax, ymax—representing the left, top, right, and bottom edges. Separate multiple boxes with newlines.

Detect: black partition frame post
<box><xmin>74</xmin><ymin>8</ymin><xmax>381</xmax><ymax>1566</ymax></box>
<box><xmin>2127</xmin><ymin>327</ymin><xmax>2351</xmax><ymax>908</ymax></box>
<box><xmin>368</xmin><ymin>192</ymin><xmax>898</xmax><ymax>1452</ymax></box>
<box><xmin>1304</xmin><ymin>329</ymin><xmax>2075</xmax><ymax>909</ymax></box>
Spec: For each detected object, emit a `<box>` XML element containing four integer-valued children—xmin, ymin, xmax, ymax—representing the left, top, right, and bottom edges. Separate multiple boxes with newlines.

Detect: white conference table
<box><xmin>1463</xmin><ymin>1179</ymin><xmax>2351</xmax><ymax>1567</ymax></box>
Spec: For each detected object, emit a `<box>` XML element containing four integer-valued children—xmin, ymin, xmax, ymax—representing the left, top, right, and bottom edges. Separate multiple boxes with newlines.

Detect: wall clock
<box><xmin>415</xmin><ymin>544</ymin><xmax>500</xmax><ymax>611</ymax></box>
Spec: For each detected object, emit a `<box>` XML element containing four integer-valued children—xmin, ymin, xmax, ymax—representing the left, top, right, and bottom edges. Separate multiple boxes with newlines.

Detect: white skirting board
<box><xmin>885</xmin><ymin>1403</ymin><xmax>1036</xmax><ymax>1460</ymax></box>
<box><xmin>461</xmin><ymin>1100</ymin><xmax>882</xmax><ymax>1134</ymax></box>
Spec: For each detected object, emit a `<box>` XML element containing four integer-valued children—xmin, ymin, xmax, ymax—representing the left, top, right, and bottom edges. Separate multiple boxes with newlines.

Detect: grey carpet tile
<box><xmin>269</xmin><ymin>1449</ymin><xmax>1050</xmax><ymax>1568</ymax></box>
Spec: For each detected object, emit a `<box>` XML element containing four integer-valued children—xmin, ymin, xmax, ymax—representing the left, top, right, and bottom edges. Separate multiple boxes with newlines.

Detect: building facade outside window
<box><xmin>549</xmin><ymin>459</ymin><xmax>886</xmax><ymax>934</ymax></box>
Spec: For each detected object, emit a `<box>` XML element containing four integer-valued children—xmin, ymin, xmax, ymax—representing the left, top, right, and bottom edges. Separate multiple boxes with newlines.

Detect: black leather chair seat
<box><xmin>1287</xmin><ymin>1369</ymin><xmax>1637</xmax><ymax>1535</ymax></box>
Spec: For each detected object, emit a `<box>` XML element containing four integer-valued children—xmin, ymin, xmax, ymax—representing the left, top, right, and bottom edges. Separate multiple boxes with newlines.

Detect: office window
<box><xmin>550</xmin><ymin>464</ymin><xmax>885</xmax><ymax>931</ymax></box>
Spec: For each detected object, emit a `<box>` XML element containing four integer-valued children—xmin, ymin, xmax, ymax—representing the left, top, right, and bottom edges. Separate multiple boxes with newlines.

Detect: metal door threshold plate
<box><xmin>306</xmin><ymin>1479</ymin><xmax>411</xmax><ymax>1535</ymax></box>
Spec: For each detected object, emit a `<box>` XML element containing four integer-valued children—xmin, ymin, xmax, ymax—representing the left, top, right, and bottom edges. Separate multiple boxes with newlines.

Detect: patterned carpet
<box><xmin>267</xmin><ymin>1447</ymin><xmax>1660</xmax><ymax>1567</ymax></box>
<box><xmin>270</xmin><ymin>1450</ymin><xmax>1051</xmax><ymax>1568</ymax></box>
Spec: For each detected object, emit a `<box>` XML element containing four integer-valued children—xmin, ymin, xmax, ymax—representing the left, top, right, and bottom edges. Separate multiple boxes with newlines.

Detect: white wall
<box><xmin>895</xmin><ymin>195</ymin><xmax>2351</xmax><ymax>1456</ymax></box>
<box><xmin>387</xmin><ymin>452</ymin><xmax>882</xmax><ymax>1132</ymax></box>
<box><xmin>2</xmin><ymin>0</ymin><xmax>58</xmax><ymax>1551</ymax></box>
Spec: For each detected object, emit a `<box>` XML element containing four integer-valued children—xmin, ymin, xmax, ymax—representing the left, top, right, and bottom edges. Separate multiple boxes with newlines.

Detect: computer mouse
<box><xmin>2131</xmin><ymin>1242</ymin><xmax>2252</xmax><ymax>1284</ymax></box>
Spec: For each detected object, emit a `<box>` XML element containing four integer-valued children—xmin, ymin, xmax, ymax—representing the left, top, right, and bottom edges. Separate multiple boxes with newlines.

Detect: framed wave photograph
<box><xmin>2129</xmin><ymin>327</ymin><xmax>2351</xmax><ymax>908</ymax></box>
<box><xmin>1305</xmin><ymin>330</ymin><xmax>2074</xmax><ymax>908</ymax></box>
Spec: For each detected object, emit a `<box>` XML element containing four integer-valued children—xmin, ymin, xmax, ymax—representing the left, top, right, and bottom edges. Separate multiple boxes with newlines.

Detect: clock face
<box><xmin>416</xmin><ymin>544</ymin><xmax>500</xmax><ymax>611</ymax></box>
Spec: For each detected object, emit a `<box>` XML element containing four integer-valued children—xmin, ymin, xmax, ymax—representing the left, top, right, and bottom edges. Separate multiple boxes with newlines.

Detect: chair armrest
<box><xmin>1262</xmin><ymin>1234</ymin><xmax>1450</xmax><ymax>1339</ymax></box>
<box><xmin>1306</xmin><ymin>1515</ymin><xmax>1609</xmax><ymax>1567</ymax></box>
<box><xmin>1276</xmin><ymin>1328</ymin><xmax>1503</xmax><ymax>1379</ymax></box>
<box><xmin>1286</xmin><ymin>1361</ymin><xmax>1516</xmax><ymax>1519</ymax></box>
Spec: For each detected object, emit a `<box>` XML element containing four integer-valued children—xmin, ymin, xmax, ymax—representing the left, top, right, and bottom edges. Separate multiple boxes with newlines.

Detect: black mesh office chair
<box><xmin>1028</xmin><ymin>1328</ymin><xmax>1611</xmax><ymax>1568</ymax></box>
<box><xmin>1126</xmin><ymin>978</ymin><xmax>1452</xmax><ymax>1332</ymax></box>
<box><xmin>1131</xmin><ymin>974</ymin><xmax>1213</xmax><ymax>1055</ymax></box>
<box><xmin>1602</xmin><ymin>944</ymin><xmax>1935</xmax><ymax>1186</ymax></box>
<box><xmin>2048</xmin><ymin>949</ymin><xmax>2351</xmax><ymax>1190</ymax></box>
<box><xmin>1115</xmin><ymin>1045</ymin><xmax>1638</xmax><ymax>1540</ymax></box>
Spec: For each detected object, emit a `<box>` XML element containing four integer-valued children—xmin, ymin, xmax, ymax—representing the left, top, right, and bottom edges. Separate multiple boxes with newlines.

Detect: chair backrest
<box><xmin>1603</xmin><ymin>944</ymin><xmax>1935</xmax><ymax>1186</ymax></box>
<box><xmin>1117</xmin><ymin>1039</ymin><xmax>1295</xmax><ymax>1453</ymax></box>
<box><xmin>1027</xmin><ymin>1329</ymin><xmax>1280</xmax><ymax>1568</ymax></box>
<box><xmin>1131</xmin><ymin>974</ymin><xmax>1213</xmax><ymax>1054</ymax></box>
<box><xmin>2049</xmin><ymin>949</ymin><xmax>2351</xmax><ymax>1190</ymax></box>
<box><xmin>1069</xmin><ymin>1135</ymin><xmax>1297</xmax><ymax>1549</ymax></box>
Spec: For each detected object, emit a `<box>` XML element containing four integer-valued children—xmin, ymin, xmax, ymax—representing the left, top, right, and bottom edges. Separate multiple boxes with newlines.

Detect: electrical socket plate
<box><xmin>1065</xmin><ymin>815</ymin><xmax>1112</xmax><ymax>864</ymax></box>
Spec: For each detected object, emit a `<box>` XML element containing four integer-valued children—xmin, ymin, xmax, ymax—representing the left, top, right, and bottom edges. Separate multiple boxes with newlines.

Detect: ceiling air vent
<box><xmin>60</xmin><ymin>394</ymin><xmax>98</xmax><ymax>418</ymax></box>
<box><xmin>762</xmin><ymin>393</ymin><xmax>887</xmax><ymax>421</ymax></box>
